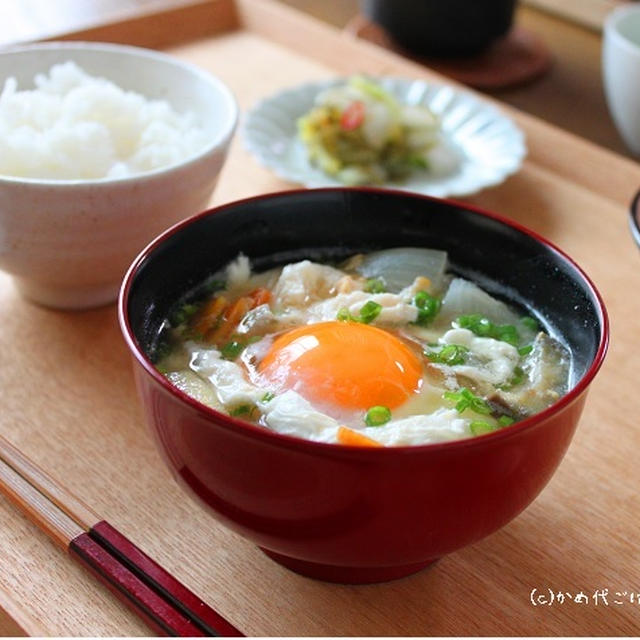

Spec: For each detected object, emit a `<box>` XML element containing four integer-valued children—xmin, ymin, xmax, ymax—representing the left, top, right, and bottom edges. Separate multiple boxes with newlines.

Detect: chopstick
<box><xmin>0</xmin><ymin>433</ymin><xmax>243</xmax><ymax>637</ymax></box>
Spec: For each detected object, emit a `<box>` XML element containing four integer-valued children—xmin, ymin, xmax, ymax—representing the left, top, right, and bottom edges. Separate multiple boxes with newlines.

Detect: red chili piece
<box><xmin>340</xmin><ymin>101</ymin><xmax>365</xmax><ymax>130</ymax></box>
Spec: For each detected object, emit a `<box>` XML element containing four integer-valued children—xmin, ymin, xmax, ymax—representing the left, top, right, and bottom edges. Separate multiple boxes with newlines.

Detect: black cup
<box><xmin>361</xmin><ymin>0</ymin><xmax>517</xmax><ymax>57</ymax></box>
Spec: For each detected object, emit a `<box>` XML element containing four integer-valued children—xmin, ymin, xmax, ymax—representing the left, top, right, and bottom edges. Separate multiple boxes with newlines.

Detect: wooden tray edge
<box><xmin>45</xmin><ymin>0</ymin><xmax>239</xmax><ymax>50</ymax></box>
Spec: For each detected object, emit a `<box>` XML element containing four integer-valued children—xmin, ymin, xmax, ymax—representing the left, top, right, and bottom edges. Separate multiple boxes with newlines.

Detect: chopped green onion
<box><xmin>261</xmin><ymin>392</ymin><xmax>275</xmax><ymax>403</ymax></box>
<box><xmin>498</xmin><ymin>366</ymin><xmax>526</xmax><ymax>390</ymax></box>
<box><xmin>456</xmin><ymin>313</ymin><xmax>492</xmax><ymax>336</ymax></box>
<box><xmin>498</xmin><ymin>415</ymin><xmax>515</xmax><ymax>427</ymax></box>
<box><xmin>412</xmin><ymin>290</ymin><xmax>441</xmax><ymax>326</ymax></box>
<box><xmin>169</xmin><ymin>302</ymin><xmax>201</xmax><ymax>327</ymax></box>
<box><xmin>204</xmin><ymin>278</ymin><xmax>226</xmax><ymax>293</ymax></box>
<box><xmin>153</xmin><ymin>339</ymin><xmax>173</xmax><ymax>363</ymax></box>
<box><xmin>495</xmin><ymin>324</ymin><xmax>519</xmax><ymax>346</ymax></box>
<box><xmin>364</xmin><ymin>405</ymin><xmax>392</xmax><ymax>427</ymax></box>
<box><xmin>337</xmin><ymin>307</ymin><xmax>354</xmax><ymax>322</ymax></box>
<box><xmin>407</xmin><ymin>154</ymin><xmax>429</xmax><ymax>169</ymax></box>
<box><xmin>456</xmin><ymin>314</ymin><xmax>520</xmax><ymax>346</ymax></box>
<box><xmin>426</xmin><ymin>344</ymin><xmax>469</xmax><ymax>366</ymax></box>
<box><xmin>220</xmin><ymin>340</ymin><xmax>246</xmax><ymax>360</ymax></box>
<box><xmin>470</xmin><ymin>420</ymin><xmax>497</xmax><ymax>435</ymax></box>
<box><xmin>509</xmin><ymin>366</ymin><xmax>525</xmax><ymax>387</ymax></box>
<box><xmin>518</xmin><ymin>345</ymin><xmax>534</xmax><ymax>357</ymax></box>
<box><xmin>520</xmin><ymin>316</ymin><xmax>539</xmax><ymax>332</ymax></box>
<box><xmin>364</xmin><ymin>277</ymin><xmax>386</xmax><ymax>294</ymax></box>
<box><xmin>443</xmin><ymin>387</ymin><xmax>491</xmax><ymax>415</ymax></box>
<box><xmin>230</xmin><ymin>404</ymin><xmax>253</xmax><ymax>417</ymax></box>
<box><xmin>337</xmin><ymin>301</ymin><xmax>382</xmax><ymax>324</ymax></box>
<box><xmin>359</xmin><ymin>300</ymin><xmax>382</xmax><ymax>324</ymax></box>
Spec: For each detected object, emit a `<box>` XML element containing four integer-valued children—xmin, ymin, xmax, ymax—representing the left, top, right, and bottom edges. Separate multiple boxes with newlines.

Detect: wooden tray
<box><xmin>2</xmin><ymin>0</ymin><xmax>640</xmax><ymax>635</ymax></box>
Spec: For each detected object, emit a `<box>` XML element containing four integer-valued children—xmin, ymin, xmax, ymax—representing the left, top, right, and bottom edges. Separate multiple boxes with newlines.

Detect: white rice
<box><xmin>0</xmin><ymin>61</ymin><xmax>208</xmax><ymax>180</ymax></box>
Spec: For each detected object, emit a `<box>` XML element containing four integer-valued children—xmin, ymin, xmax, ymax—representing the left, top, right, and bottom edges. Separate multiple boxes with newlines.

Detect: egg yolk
<box><xmin>258</xmin><ymin>321</ymin><xmax>422</xmax><ymax>410</ymax></box>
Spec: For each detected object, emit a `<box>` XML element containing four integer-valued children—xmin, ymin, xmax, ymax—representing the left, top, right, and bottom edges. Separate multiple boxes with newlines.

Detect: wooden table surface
<box><xmin>1</xmin><ymin>0</ymin><xmax>640</xmax><ymax>636</ymax></box>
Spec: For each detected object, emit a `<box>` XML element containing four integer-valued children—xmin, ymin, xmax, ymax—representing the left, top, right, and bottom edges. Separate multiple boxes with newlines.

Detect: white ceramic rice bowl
<box><xmin>0</xmin><ymin>41</ymin><xmax>238</xmax><ymax>309</ymax></box>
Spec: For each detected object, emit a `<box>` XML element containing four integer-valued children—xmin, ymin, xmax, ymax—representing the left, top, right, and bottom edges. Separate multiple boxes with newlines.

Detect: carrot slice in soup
<box><xmin>192</xmin><ymin>296</ymin><xmax>228</xmax><ymax>337</ymax></box>
<box><xmin>208</xmin><ymin>296</ymin><xmax>253</xmax><ymax>343</ymax></box>
<box><xmin>337</xmin><ymin>426</ymin><xmax>383</xmax><ymax>447</ymax></box>
<box><xmin>248</xmin><ymin>287</ymin><xmax>272</xmax><ymax>307</ymax></box>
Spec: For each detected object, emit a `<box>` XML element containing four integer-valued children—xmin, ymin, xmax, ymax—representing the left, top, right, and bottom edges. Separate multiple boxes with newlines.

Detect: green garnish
<box><xmin>443</xmin><ymin>387</ymin><xmax>491</xmax><ymax>415</ymax></box>
<box><xmin>364</xmin><ymin>277</ymin><xmax>386</xmax><ymax>294</ymax></box>
<box><xmin>470</xmin><ymin>420</ymin><xmax>497</xmax><ymax>435</ymax></box>
<box><xmin>364</xmin><ymin>405</ymin><xmax>392</xmax><ymax>427</ymax></box>
<box><xmin>499</xmin><ymin>366</ymin><xmax>526</xmax><ymax>390</ymax></box>
<box><xmin>337</xmin><ymin>300</ymin><xmax>382</xmax><ymax>324</ymax></box>
<box><xmin>426</xmin><ymin>344</ymin><xmax>469</xmax><ymax>366</ymax></box>
<box><xmin>204</xmin><ymin>278</ymin><xmax>226</xmax><ymax>294</ymax></box>
<box><xmin>456</xmin><ymin>314</ymin><xmax>520</xmax><ymax>346</ymax></box>
<box><xmin>407</xmin><ymin>154</ymin><xmax>429</xmax><ymax>169</ymax></box>
<box><xmin>471</xmin><ymin>415</ymin><xmax>516</xmax><ymax>435</ymax></box>
<box><xmin>359</xmin><ymin>300</ymin><xmax>382</xmax><ymax>324</ymax></box>
<box><xmin>230</xmin><ymin>404</ymin><xmax>254</xmax><ymax>417</ymax></box>
<box><xmin>261</xmin><ymin>391</ymin><xmax>275</xmax><ymax>403</ymax></box>
<box><xmin>508</xmin><ymin>366</ymin><xmax>525</xmax><ymax>388</ymax></box>
<box><xmin>495</xmin><ymin>324</ymin><xmax>519</xmax><ymax>346</ymax></box>
<box><xmin>520</xmin><ymin>316</ymin><xmax>539</xmax><ymax>332</ymax></box>
<box><xmin>456</xmin><ymin>314</ymin><xmax>492</xmax><ymax>337</ymax></box>
<box><xmin>220</xmin><ymin>335</ymin><xmax>261</xmax><ymax>360</ymax></box>
<box><xmin>169</xmin><ymin>302</ymin><xmax>201</xmax><ymax>327</ymax></box>
<box><xmin>518</xmin><ymin>345</ymin><xmax>534</xmax><ymax>357</ymax></box>
<box><xmin>412</xmin><ymin>290</ymin><xmax>441</xmax><ymax>326</ymax></box>
<box><xmin>153</xmin><ymin>339</ymin><xmax>173</xmax><ymax>363</ymax></box>
<box><xmin>220</xmin><ymin>340</ymin><xmax>246</xmax><ymax>360</ymax></box>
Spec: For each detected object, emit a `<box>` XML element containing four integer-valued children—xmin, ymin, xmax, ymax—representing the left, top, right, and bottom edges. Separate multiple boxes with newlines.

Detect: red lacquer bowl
<box><xmin>119</xmin><ymin>188</ymin><xmax>608</xmax><ymax>584</ymax></box>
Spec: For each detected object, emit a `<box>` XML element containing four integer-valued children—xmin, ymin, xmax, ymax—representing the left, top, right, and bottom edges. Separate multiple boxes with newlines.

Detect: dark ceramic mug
<box><xmin>361</xmin><ymin>0</ymin><xmax>517</xmax><ymax>57</ymax></box>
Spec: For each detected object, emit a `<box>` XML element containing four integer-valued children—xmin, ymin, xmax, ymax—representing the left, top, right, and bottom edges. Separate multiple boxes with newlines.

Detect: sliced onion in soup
<box><xmin>351</xmin><ymin>247</ymin><xmax>448</xmax><ymax>293</ymax></box>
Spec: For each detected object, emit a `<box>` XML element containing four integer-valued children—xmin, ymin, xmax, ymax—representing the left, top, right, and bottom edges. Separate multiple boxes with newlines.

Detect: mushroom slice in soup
<box><xmin>490</xmin><ymin>332</ymin><xmax>570</xmax><ymax>419</ymax></box>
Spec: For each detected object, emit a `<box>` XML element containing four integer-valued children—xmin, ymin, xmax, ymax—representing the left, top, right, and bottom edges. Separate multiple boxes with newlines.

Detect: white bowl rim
<box><xmin>0</xmin><ymin>40</ymin><xmax>239</xmax><ymax>187</ymax></box>
<box><xmin>603</xmin><ymin>4</ymin><xmax>640</xmax><ymax>55</ymax></box>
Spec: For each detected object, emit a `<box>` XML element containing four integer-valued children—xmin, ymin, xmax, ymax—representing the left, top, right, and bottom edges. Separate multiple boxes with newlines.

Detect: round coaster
<box><xmin>346</xmin><ymin>15</ymin><xmax>553</xmax><ymax>90</ymax></box>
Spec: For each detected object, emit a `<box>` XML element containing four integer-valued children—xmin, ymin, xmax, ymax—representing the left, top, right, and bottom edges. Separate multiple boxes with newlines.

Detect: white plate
<box><xmin>243</xmin><ymin>77</ymin><xmax>527</xmax><ymax>198</ymax></box>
